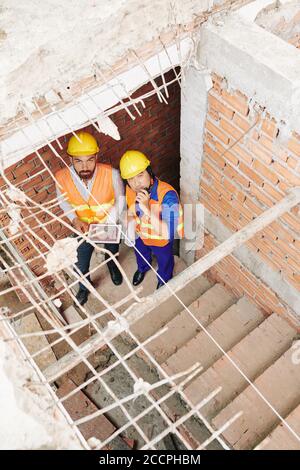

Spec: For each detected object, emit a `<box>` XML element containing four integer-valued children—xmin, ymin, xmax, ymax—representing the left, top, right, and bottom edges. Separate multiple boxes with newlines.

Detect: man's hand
<box><xmin>136</xmin><ymin>189</ymin><xmax>150</xmax><ymax>216</ymax></box>
<box><xmin>72</xmin><ymin>217</ymin><xmax>89</xmax><ymax>234</ymax></box>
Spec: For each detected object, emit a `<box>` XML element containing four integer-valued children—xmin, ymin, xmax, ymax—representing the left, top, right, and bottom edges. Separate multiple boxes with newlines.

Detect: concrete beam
<box><xmin>197</xmin><ymin>4</ymin><xmax>300</xmax><ymax>130</ymax></box>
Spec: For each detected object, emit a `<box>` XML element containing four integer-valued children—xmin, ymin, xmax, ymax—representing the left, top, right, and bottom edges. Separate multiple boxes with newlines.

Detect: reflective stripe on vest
<box><xmin>55</xmin><ymin>163</ymin><xmax>115</xmax><ymax>224</ymax></box>
<box><xmin>126</xmin><ymin>180</ymin><xmax>184</xmax><ymax>247</ymax></box>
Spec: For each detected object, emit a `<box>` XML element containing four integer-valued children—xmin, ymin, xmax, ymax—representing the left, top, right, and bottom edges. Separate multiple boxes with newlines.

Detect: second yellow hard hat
<box><xmin>120</xmin><ymin>150</ymin><xmax>150</xmax><ymax>179</ymax></box>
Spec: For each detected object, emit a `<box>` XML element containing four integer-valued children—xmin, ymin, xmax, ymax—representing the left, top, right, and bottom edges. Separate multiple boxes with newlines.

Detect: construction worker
<box><xmin>120</xmin><ymin>150</ymin><xmax>183</xmax><ymax>289</ymax></box>
<box><xmin>55</xmin><ymin>131</ymin><xmax>124</xmax><ymax>305</ymax></box>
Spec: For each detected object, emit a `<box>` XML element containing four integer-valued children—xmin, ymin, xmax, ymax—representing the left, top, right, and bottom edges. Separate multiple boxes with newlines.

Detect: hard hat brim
<box><xmin>121</xmin><ymin>164</ymin><xmax>150</xmax><ymax>180</ymax></box>
<box><xmin>67</xmin><ymin>147</ymin><xmax>99</xmax><ymax>157</ymax></box>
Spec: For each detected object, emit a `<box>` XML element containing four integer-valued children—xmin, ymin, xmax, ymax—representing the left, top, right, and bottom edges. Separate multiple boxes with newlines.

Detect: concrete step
<box><xmin>212</xmin><ymin>345</ymin><xmax>300</xmax><ymax>449</ymax></box>
<box><xmin>142</xmin><ymin>283</ymin><xmax>236</xmax><ymax>364</ymax></box>
<box><xmin>131</xmin><ymin>274</ymin><xmax>213</xmax><ymax>345</ymax></box>
<box><xmin>184</xmin><ymin>314</ymin><xmax>297</xmax><ymax>420</ymax></box>
<box><xmin>14</xmin><ymin>313</ymin><xmax>57</xmax><ymax>370</ymax></box>
<box><xmin>163</xmin><ymin>297</ymin><xmax>264</xmax><ymax>379</ymax></box>
<box><xmin>62</xmin><ymin>305</ymin><xmax>83</xmax><ymax>326</ymax></box>
<box><xmin>255</xmin><ymin>404</ymin><xmax>300</xmax><ymax>450</ymax></box>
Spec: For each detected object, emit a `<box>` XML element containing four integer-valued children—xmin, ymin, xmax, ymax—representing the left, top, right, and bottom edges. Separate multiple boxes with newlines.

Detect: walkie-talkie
<box><xmin>136</xmin><ymin>184</ymin><xmax>152</xmax><ymax>216</ymax></box>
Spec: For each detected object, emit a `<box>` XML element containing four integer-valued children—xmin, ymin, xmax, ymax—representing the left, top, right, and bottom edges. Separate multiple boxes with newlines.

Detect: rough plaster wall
<box><xmin>0</xmin><ymin>0</ymin><xmax>234</xmax><ymax>125</ymax></box>
<box><xmin>0</xmin><ymin>336</ymin><xmax>82</xmax><ymax>449</ymax></box>
<box><xmin>256</xmin><ymin>0</ymin><xmax>300</xmax><ymax>46</ymax></box>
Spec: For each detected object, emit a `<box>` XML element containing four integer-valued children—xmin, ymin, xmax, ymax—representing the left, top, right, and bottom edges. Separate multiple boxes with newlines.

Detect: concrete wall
<box><xmin>0</xmin><ymin>328</ymin><xmax>83</xmax><ymax>449</ymax></box>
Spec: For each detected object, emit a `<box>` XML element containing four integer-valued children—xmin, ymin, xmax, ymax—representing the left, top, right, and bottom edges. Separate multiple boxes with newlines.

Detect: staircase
<box><xmin>132</xmin><ymin>277</ymin><xmax>300</xmax><ymax>450</ymax></box>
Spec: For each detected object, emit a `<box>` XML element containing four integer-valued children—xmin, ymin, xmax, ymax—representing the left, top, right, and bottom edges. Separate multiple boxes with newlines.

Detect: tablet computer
<box><xmin>88</xmin><ymin>224</ymin><xmax>122</xmax><ymax>244</ymax></box>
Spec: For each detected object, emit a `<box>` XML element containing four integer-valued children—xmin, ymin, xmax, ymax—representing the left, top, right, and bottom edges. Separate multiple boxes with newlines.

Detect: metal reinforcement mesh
<box><xmin>0</xmin><ymin>37</ymin><xmax>299</xmax><ymax>450</ymax></box>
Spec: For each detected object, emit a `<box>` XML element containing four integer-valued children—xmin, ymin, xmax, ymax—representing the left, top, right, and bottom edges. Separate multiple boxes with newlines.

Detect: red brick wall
<box><xmin>0</xmin><ymin>69</ymin><xmax>180</xmax><ymax>282</ymax></box>
<box><xmin>96</xmin><ymin>70</ymin><xmax>181</xmax><ymax>190</ymax></box>
<box><xmin>197</xmin><ymin>73</ymin><xmax>300</xmax><ymax>319</ymax></box>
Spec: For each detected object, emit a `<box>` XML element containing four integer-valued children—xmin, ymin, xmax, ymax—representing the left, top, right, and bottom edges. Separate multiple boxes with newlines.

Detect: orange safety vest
<box><xmin>56</xmin><ymin>163</ymin><xmax>115</xmax><ymax>224</ymax></box>
<box><xmin>126</xmin><ymin>179</ymin><xmax>184</xmax><ymax>247</ymax></box>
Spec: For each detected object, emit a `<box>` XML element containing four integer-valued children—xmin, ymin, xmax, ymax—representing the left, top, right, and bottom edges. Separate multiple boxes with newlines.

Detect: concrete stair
<box><xmin>162</xmin><ymin>297</ymin><xmax>264</xmax><ymax>377</ymax></box>
<box><xmin>131</xmin><ymin>274</ymin><xmax>213</xmax><ymax>347</ymax></box>
<box><xmin>133</xmin><ymin>273</ymin><xmax>300</xmax><ymax>450</ymax></box>
<box><xmin>141</xmin><ymin>283</ymin><xmax>236</xmax><ymax>364</ymax></box>
<box><xmin>255</xmin><ymin>404</ymin><xmax>300</xmax><ymax>450</ymax></box>
<box><xmin>28</xmin><ymin>241</ymin><xmax>298</xmax><ymax>450</ymax></box>
<box><xmin>184</xmin><ymin>313</ymin><xmax>297</xmax><ymax>420</ymax></box>
<box><xmin>14</xmin><ymin>312</ymin><xmax>57</xmax><ymax>370</ymax></box>
<box><xmin>212</xmin><ymin>345</ymin><xmax>300</xmax><ymax>449</ymax></box>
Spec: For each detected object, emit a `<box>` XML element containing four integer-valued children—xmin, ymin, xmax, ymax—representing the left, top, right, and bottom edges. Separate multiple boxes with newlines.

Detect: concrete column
<box><xmin>180</xmin><ymin>65</ymin><xmax>212</xmax><ymax>265</ymax></box>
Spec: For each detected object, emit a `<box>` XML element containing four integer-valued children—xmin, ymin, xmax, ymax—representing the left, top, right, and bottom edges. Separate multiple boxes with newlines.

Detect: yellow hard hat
<box><xmin>120</xmin><ymin>150</ymin><xmax>150</xmax><ymax>179</ymax></box>
<box><xmin>67</xmin><ymin>131</ymin><xmax>99</xmax><ymax>157</ymax></box>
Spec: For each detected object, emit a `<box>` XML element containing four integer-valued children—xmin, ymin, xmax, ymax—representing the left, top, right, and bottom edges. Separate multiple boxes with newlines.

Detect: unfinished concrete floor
<box><xmin>87</xmin><ymin>242</ymin><xmax>187</xmax><ymax>315</ymax></box>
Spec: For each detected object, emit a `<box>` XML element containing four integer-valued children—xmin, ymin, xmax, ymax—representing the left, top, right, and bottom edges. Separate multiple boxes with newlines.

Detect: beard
<box><xmin>78</xmin><ymin>170</ymin><xmax>94</xmax><ymax>180</ymax></box>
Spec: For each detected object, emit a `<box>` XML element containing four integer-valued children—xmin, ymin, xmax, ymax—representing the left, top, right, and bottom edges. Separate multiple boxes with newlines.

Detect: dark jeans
<box><xmin>75</xmin><ymin>237</ymin><xmax>120</xmax><ymax>292</ymax></box>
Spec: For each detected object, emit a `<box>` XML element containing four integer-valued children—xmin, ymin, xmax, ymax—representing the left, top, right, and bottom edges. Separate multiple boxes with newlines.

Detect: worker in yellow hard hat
<box><xmin>55</xmin><ymin>131</ymin><xmax>124</xmax><ymax>305</ymax></box>
<box><xmin>120</xmin><ymin>150</ymin><xmax>184</xmax><ymax>289</ymax></box>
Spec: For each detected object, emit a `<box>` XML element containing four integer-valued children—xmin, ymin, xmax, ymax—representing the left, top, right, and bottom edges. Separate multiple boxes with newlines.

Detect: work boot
<box><xmin>75</xmin><ymin>289</ymin><xmax>89</xmax><ymax>306</ymax></box>
<box><xmin>108</xmin><ymin>264</ymin><xmax>123</xmax><ymax>285</ymax></box>
<box><xmin>133</xmin><ymin>270</ymin><xmax>145</xmax><ymax>286</ymax></box>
